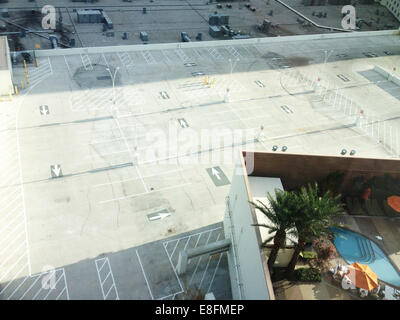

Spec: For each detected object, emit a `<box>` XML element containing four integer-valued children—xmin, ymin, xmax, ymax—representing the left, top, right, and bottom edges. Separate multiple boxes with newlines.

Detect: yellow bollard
<box><xmin>35</xmin><ymin>59</ymin><xmax>39</xmax><ymax>68</ymax></box>
<box><xmin>23</xmin><ymin>60</ymin><xmax>30</xmax><ymax>84</ymax></box>
<box><xmin>204</xmin><ymin>76</ymin><xmax>208</xmax><ymax>86</ymax></box>
<box><xmin>14</xmin><ymin>86</ymin><xmax>18</xmax><ymax>95</ymax></box>
<box><xmin>20</xmin><ymin>80</ymin><xmax>24</xmax><ymax>89</ymax></box>
<box><xmin>208</xmin><ymin>78</ymin><xmax>215</xmax><ymax>88</ymax></box>
<box><xmin>9</xmin><ymin>93</ymin><xmax>12</xmax><ymax>101</ymax></box>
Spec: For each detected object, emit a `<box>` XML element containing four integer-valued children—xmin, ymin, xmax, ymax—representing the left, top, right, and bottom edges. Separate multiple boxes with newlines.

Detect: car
<box><xmin>181</xmin><ymin>32</ymin><xmax>191</xmax><ymax>42</ymax></box>
<box><xmin>363</xmin><ymin>52</ymin><xmax>377</xmax><ymax>58</ymax></box>
<box><xmin>226</xmin><ymin>3</ymin><xmax>232</xmax><ymax>8</ymax></box>
<box><xmin>250</xmin><ymin>6</ymin><xmax>256</xmax><ymax>11</ymax></box>
<box><xmin>191</xmin><ymin>71</ymin><xmax>205</xmax><ymax>76</ymax></box>
<box><xmin>216</xmin><ymin>4</ymin><xmax>222</xmax><ymax>8</ymax></box>
<box><xmin>21</xmin><ymin>52</ymin><xmax>32</xmax><ymax>63</ymax></box>
<box><xmin>245</xmin><ymin>3</ymin><xmax>251</xmax><ymax>8</ymax></box>
<box><xmin>383</xmin><ymin>50</ymin><xmax>393</xmax><ymax>55</ymax></box>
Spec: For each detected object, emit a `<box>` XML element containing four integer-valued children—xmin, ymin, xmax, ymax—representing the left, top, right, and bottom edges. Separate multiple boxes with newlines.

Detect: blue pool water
<box><xmin>330</xmin><ymin>227</ymin><xmax>400</xmax><ymax>287</ymax></box>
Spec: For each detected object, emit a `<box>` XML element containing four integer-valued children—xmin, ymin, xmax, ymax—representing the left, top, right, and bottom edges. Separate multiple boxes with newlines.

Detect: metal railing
<box><xmin>281</xmin><ymin>69</ymin><xmax>400</xmax><ymax>157</ymax></box>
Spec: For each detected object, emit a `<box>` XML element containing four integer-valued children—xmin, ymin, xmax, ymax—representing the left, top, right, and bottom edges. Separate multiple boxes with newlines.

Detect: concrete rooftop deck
<box><xmin>0</xmin><ymin>31</ymin><xmax>400</xmax><ymax>299</ymax></box>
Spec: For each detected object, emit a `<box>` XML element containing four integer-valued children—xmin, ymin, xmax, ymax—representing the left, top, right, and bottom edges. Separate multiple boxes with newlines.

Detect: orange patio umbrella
<box><xmin>347</xmin><ymin>263</ymin><xmax>379</xmax><ymax>291</ymax></box>
<box><xmin>387</xmin><ymin>196</ymin><xmax>400</xmax><ymax>213</ymax></box>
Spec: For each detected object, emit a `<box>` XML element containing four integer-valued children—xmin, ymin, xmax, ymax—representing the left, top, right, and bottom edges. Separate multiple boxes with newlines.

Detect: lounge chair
<box><xmin>359</xmin><ymin>288</ymin><xmax>369</xmax><ymax>298</ymax></box>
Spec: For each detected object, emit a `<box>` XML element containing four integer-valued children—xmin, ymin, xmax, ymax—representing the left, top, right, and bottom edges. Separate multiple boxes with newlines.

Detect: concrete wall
<box><xmin>223</xmin><ymin>158</ymin><xmax>274</xmax><ymax>300</ymax></box>
<box><xmin>32</xmin><ymin>29</ymin><xmax>400</xmax><ymax>57</ymax></box>
<box><xmin>0</xmin><ymin>69</ymin><xmax>13</xmax><ymax>96</ymax></box>
<box><xmin>0</xmin><ymin>36</ymin><xmax>13</xmax><ymax>96</ymax></box>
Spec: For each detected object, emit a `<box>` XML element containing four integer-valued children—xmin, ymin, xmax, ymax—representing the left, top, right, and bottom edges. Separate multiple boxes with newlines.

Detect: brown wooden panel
<box><xmin>242</xmin><ymin>151</ymin><xmax>400</xmax><ymax>193</ymax></box>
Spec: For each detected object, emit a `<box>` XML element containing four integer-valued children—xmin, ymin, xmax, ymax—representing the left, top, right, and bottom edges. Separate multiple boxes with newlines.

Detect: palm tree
<box><xmin>286</xmin><ymin>182</ymin><xmax>344</xmax><ymax>277</ymax></box>
<box><xmin>250</xmin><ymin>189</ymin><xmax>298</xmax><ymax>270</ymax></box>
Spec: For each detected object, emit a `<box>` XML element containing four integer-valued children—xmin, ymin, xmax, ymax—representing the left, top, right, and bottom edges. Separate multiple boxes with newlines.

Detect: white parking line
<box><xmin>0</xmin><ymin>230</ymin><xmax>25</xmax><ymax>257</ymax></box>
<box><xmin>102</xmin><ymin>53</ymin><xmax>109</xmax><ymax>68</ymax></box>
<box><xmin>41</xmin><ymin>272</ymin><xmax>65</xmax><ymax>300</ymax></box>
<box><xmin>6</xmin><ymin>266</ymin><xmax>30</xmax><ymax>299</ymax></box>
<box><xmin>226</xmin><ymin>46</ymin><xmax>241</xmax><ymax>59</ymax></box>
<box><xmin>162</xmin><ymin>243</ymin><xmax>184</xmax><ymax>296</ymax></box>
<box><xmin>142</xmin><ymin>51</ymin><xmax>156</xmax><ymax>65</ymax></box>
<box><xmin>161</xmin><ymin>227</ymin><xmax>224</xmax><ymax>299</ymax></box>
<box><xmin>188</xmin><ymin>231</ymin><xmax>214</xmax><ymax>285</ymax></box>
<box><xmin>0</xmin><ymin>202</ymin><xmax>22</xmax><ymax>225</ymax></box>
<box><xmin>158</xmin><ymin>291</ymin><xmax>184</xmax><ymax>300</ymax></box>
<box><xmin>206</xmin><ymin>252</ymin><xmax>224</xmax><ymax>294</ymax></box>
<box><xmin>0</xmin><ymin>191</ymin><xmax>22</xmax><ymax>213</ymax></box>
<box><xmin>99</xmin><ymin>182</ymin><xmax>191</xmax><ymax>204</ymax></box>
<box><xmin>93</xmin><ymin>168</ymin><xmax>184</xmax><ymax>188</ymax></box>
<box><xmin>63</xmin><ymin>55</ymin><xmax>72</xmax><ymax>76</ymax></box>
<box><xmin>0</xmin><ymin>252</ymin><xmax>27</xmax><ymax>284</ymax></box>
<box><xmin>8</xmin><ymin>268</ymin><xmax>69</xmax><ymax>300</ymax></box>
<box><xmin>95</xmin><ymin>257</ymin><xmax>120</xmax><ymax>300</ymax></box>
<box><xmin>0</xmin><ymin>212</ymin><xmax>24</xmax><ymax>236</ymax></box>
<box><xmin>163</xmin><ymin>227</ymin><xmax>222</xmax><ymax>247</ymax></box>
<box><xmin>207</xmin><ymin>48</ymin><xmax>224</xmax><ymax>60</ymax></box>
<box><xmin>192</xmin><ymin>48</ymin><xmax>203</xmax><ymax>59</ymax></box>
<box><xmin>170</xmin><ymin>239</ymin><xmax>181</xmax><ymax>260</ymax></box>
<box><xmin>198</xmin><ymin>234</ymin><xmax>221</xmax><ymax>290</ymax></box>
<box><xmin>56</xmin><ymin>287</ymin><xmax>66</xmax><ymax>300</ymax></box>
<box><xmin>0</xmin><ymin>239</ymin><xmax>27</xmax><ymax>269</ymax></box>
<box><xmin>0</xmin><ymin>221</ymin><xmax>24</xmax><ymax>254</ymax></box>
<box><xmin>162</xmin><ymin>50</ymin><xmax>172</xmax><ymax>63</ymax></box>
<box><xmin>175</xmin><ymin>49</ymin><xmax>190</xmax><ymax>63</ymax></box>
<box><xmin>80</xmin><ymin>54</ymin><xmax>93</xmax><ymax>71</ymax></box>
<box><xmin>0</xmin><ymin>187</ymin><xmax>20</xmax><ymax>206</ymax></box>
<box><xmin>0</xmin><ymin>263</ymin><xmax>27</xmax><ymax>297</ymax></box>
<box><xmin>101</xmin><ymin>54</ymin><xmax>149</xmax><ymax>193</ymax></box>
<box><xmin>135</xmin><ymin>250</ymin><xmax>154</xmax><ymax>300</ymax></box>
<box><xmin>117</xmin><ymin>52</ymin><xmax>134</xmax><ymax>67</ymax></box>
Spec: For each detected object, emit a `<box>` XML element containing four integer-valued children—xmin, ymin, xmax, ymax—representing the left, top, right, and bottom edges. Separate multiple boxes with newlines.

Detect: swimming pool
<box><xmin>330</xmin><ymin>227</ymin><xmax>400</xmax><ymax>287</ymax></box>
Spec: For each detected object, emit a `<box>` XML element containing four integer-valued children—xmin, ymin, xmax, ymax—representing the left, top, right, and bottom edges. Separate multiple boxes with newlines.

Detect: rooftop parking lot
<box><xmin>0</xmin><ymin>31</ymin><xmax>399</xmax><ymax>299</ymax></box>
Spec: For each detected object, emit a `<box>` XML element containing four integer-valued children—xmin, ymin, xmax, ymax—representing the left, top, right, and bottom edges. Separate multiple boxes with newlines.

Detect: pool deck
<box><xmin>334</xmin><ymin>215</ymin><xmax>400</xmax><ymax>288</ymax></box>
<box><xmin>273</xmin><ymin>274</ymin><xmax>359</xmax><ymax>300</ymax></box>
<box><xmin>273</xmin><ymin>213</ymin><xmax>400</xmax><ymax>300</ymax></box>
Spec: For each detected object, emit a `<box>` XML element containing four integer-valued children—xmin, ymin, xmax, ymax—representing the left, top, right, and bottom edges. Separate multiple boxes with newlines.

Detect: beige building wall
<box><xmin>0</xmin><ymin>36</ymin><xmax>14</xmax><ymax>96</ymax></box>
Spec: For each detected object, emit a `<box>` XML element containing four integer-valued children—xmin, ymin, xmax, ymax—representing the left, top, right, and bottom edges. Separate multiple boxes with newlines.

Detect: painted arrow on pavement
<box><xmin>211</xmin><ymin>167</ymin><xmax>221</xmax><ymax>180</ymax></box>
<box><xmin>147</xmin><ymin>210</ymin><xmax>171</xmax><ymax>221</ymax></box>
<box><xmin>178</xmin><ymin>118</ymin><xmax>189</xmax><ymax>128</ymax></box>
<box><xmin>40</xmin><ymin>105</ymin><xmax>49</xmax><ymax>115</ymax></box>
<box><xmin>50</xmin><ymin>164</ymin><xmax>63</xmax><ymax>178</ymax></box>
<box><xmin>206</xmin><ymin>166</ymin><xmax>230</xmax><ymax>187</ymax></box>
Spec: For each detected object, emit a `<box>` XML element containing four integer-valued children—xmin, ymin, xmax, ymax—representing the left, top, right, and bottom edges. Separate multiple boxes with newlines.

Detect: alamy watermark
<box><xmin>42</xmin><ymin>5</ymin><xmax>56</xmax><ymax>30</ymax></box>
<box><xmin>41</xmin><ymin>265</ymin><xmax>57</xmax><ymax>290</ymax></box>
<box><xmin>341</xmin><ymin>5</ymin><xmax>356</xmax><ymax>30</ymax></box>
